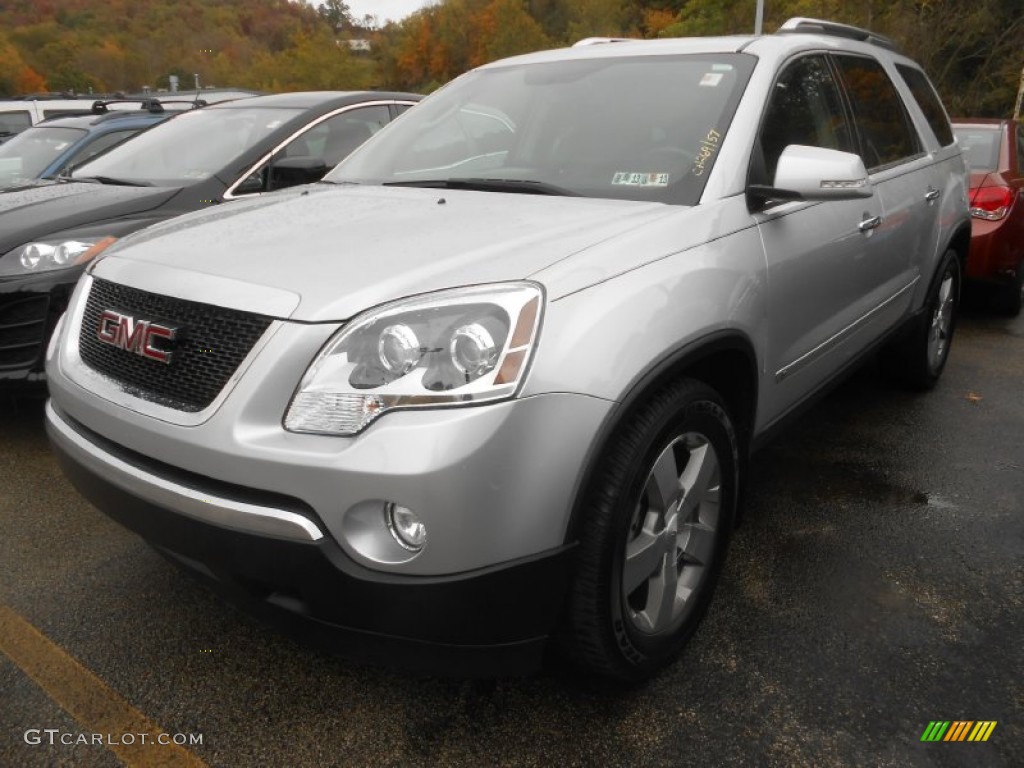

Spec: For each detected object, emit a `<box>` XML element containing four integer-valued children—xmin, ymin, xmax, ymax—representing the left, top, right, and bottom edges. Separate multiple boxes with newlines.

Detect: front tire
<box><xmin>560</xmin><ymin>378</ymin><xmax>739</xmax><ymax>682</ymax></box>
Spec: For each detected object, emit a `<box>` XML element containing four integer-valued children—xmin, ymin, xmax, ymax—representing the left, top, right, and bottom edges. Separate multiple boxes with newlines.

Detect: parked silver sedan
<box><xmin>45</xmin><ymin>17</ymin><xmax>969</xmax><ymax>681</ymax></box>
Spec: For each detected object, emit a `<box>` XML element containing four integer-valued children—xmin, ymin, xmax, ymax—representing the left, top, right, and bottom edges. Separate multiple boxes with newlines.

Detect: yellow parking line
<box><xmin>0</xmin><ymin>603</ymin><xmax>207</xmax><ymax>767</ymax></box>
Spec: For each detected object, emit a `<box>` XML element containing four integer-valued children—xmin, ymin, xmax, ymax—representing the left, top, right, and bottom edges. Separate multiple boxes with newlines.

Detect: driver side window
<box><xmin>235</xmin><ymin>106</ymin><xmax>392</xmax><ymax>196</ymax></box>
<box><xmin>755</xmin><ymin>55</ymin><xmax>854</xmax><ymax>184</ymax></box>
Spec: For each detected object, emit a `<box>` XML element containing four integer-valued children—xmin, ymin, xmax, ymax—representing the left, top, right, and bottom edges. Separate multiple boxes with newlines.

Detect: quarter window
<box><xmin>756</xmin><ymin>55</ymin><xmax>854</xmax><ymax>183</ymax></box>
<box><xmin>895</xmin><ymin>64</ymin><xmax>954</xmax><ymax>147</ymax></box>
<box><xmin>833</xmin><ymin>55</ymin><xmax>921</xmax><ymax>171</ymax></box>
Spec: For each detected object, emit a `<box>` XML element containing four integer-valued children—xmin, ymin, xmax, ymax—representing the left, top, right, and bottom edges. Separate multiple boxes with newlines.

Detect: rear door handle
<box><xmin>859</xmin><ymin>215</ymin><xmax>882</xmax><ymax>232</ymax></box>
<box><xmin>925</xmin><ymin>187</ymin><xmax>940</xmax><ymax>201</ymax></box>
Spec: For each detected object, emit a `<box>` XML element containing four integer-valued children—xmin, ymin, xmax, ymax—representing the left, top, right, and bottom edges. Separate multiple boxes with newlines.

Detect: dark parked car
<box><xmin>0</xmin><ymin>90</ymin><xmax>420</xmax><ymax>387</ymax></box>
<box><xmin>0</xmin><ymin>101</ymin><xmax>185</xmax><ymax>190</ymax></box>
<box><xmin>951</xmin><ymin>118</ymin><xmax>1024</xmax><ymax>314</ymax></box>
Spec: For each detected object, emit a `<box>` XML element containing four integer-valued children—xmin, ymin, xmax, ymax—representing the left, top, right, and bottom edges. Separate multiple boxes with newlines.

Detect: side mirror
<box><xmin>267</xmin><ymin>156</ymin><xmax>329</xmax><ymax>191</ymax></box>
<box><xmin>749</xmin><ymin>145</ymin><xmax>873</xmax><ymax>204</ymax></box>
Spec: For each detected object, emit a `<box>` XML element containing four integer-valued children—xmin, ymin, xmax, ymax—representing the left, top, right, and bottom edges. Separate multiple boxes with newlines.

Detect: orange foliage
<box><xmin>15</xmin><ymin>66</ymin><xmax>48</xmax><ymax>93</ymax></box>
<box><xmin>643</xmin><ymin>8</ymin><xmax>677</xmax><ymax>38</ymax></box>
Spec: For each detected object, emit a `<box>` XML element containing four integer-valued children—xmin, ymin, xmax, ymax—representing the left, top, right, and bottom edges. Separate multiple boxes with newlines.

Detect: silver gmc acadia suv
<box><xmin>45</xmin><ymin>18</ymin><xmax>970</xmax><ymax>681</ymax></box>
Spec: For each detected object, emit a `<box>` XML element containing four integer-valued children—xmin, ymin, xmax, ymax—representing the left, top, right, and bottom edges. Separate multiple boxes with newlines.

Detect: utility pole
<box><xmin>755</xmin><ymin>0</ymin><xmax>764</xmax><ymax>35</ymax></box>
<box><xmin>1014</xmin><ymin>64</ymin><xmax>1024</xmax><ymax>121</ymax></box>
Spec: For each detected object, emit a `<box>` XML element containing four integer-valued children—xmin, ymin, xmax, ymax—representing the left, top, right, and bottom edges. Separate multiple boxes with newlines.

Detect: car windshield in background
<box><xmin>953</xmin><ymin>125</ymin><xmax>1000</xmax><ymax>172</ymax></box>
<box><xmin>329</xmin><ymin>54</ymin><xmax>756</xmax><ymax>205</ymax></box>
<box><xmin>71</xmin><ymin>107</ymin><xmax>303</xmax><ymax>186</ymax></box>
<box><xmin>0</xmin><ymin>126</ymin><xmax>86</xmax><ymax>187</ymax></box>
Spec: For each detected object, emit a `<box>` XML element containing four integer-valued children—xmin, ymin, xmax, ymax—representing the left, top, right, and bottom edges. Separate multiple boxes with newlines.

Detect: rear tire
<box><xmin>559</xmin><ymin>378</ymin><xmax>739</xmax><ymax>682</ymax></box>
<box><xmin>993</xmin><ymin>261</ymin><xmax>1023</xmax><ymax>317</ymax></box>
<box><xmin>882</xmin><ymin>249</ymin><xmax>960</xmax><ymax>389</ymax></box>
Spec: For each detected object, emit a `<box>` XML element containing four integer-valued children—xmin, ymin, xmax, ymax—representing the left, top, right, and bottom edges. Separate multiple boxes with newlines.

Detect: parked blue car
<box><xmin>0</xmin><ymin>100</ymin><xmax>192</xmax><ymax>190</ymax></box>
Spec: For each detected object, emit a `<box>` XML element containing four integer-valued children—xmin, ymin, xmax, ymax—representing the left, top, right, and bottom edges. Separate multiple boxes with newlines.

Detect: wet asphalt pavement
<box><xmin>0</xmin><ymin>301</ymin><xmax>1021</xmax><ymax>768</ymax></box>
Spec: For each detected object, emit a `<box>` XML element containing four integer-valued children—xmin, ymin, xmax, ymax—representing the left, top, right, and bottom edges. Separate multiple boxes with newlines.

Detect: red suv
<box><xmin>952</xmin><ymin>119</ymin><xmax>1024</xmax><ymax>315</ymax></box>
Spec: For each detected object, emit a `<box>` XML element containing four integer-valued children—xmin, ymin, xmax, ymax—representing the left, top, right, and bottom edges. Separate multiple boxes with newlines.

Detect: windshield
<box><xmin>72</xmin><ymin>107</ymin><xmax>303</xmax><ymax>186</ymax></box>
<box><xmin>329</xmin><ymin>53</ymin><xmax>755</xmax><ymax>205</ymax></box>
<box><xmin>0</xmin><ymin>126</ymin><xmax>86</xmax><ymax>187</ymax></box>
<box><xmin>952</xmin><ymin>125</ymin><xmax>1000</xmax><ymax>172</ymax></box>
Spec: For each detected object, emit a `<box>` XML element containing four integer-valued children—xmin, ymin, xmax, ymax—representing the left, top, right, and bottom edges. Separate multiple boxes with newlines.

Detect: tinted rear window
<box><xmin>952</xmin><ymin>125</ymin><xmax>1000</xmax><ymax>171</ymax></box>
<box><xmin>895</xmin><ymin>65</ymin><xmax>954</xmax><ymax>146</ymax></box>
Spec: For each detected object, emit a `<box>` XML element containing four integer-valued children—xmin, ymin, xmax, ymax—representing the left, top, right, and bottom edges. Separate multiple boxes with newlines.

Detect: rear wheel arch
<box><xmin>948</xmin><ymin>223</ymin><xmax>971</xmax><ymax>279</ymax></box>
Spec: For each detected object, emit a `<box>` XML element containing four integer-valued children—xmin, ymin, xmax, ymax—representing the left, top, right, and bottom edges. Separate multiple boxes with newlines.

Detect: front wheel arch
<box><xmin>556</xmin><ymin>377</ymin><xmax>740</xmax><ymax>681</ymax></box>
<box><xmin>563</xmin><ymin>334</ymin><xmax>757</xmax><ymax>546</ymax></box>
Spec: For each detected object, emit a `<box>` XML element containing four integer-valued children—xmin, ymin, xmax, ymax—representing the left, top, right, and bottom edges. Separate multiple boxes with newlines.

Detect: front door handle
<box><xmin>925</xmin><ymin>187</ymin><xmax>941</xmax><ymax>201</ymax></box>
<box><xmin>859</xmin><ymin>215</ymin><xmax>882</xmax><ymax>232</ymax></box>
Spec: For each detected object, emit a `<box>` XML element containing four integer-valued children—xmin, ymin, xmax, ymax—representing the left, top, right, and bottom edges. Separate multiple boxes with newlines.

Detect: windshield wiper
<box><xmin>73</xmin><ymin>176</ymin><xmax>152</xmax><ymax>187</ymax></box>
<box><xmin>384</xmin><ymin>178</ymin><xmax>577</xmax><ymax>196</ymax></box>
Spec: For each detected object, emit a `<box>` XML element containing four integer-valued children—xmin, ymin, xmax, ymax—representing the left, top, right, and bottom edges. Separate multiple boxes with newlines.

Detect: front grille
<box><xmin>79</xmin><ymin>278</ymin><xmax>273</xmax><ymax>411</ymax></box>
<box><xmin>0</xmin><ymin>295</ymin><xmax>49</xmax><ymax>370</ymax></box>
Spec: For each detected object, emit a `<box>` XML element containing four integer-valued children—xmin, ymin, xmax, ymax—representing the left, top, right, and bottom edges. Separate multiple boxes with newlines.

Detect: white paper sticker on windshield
<box><xmin>700</xmin><ymin>72</ymin><xmax>724</xmax><ymax>87</ymax></box>
<box><xmin>612</xmin><ymin>172</ymin><xmax>670</xmax><ymax>187</ymax></box>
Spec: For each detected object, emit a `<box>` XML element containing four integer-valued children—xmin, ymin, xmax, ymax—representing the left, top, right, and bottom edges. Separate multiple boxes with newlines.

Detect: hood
<box><xmin>0</xmin><ymin>181</ymin><xmax>180</xmax><ymax>252</ymax></box>
<box><xmin>96</xmin><ymin>183</ymin><xmax>678</xmax><ymax>322</ymax></box>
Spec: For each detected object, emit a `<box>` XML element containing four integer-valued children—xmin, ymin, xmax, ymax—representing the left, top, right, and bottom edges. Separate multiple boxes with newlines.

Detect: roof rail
<box><xmin>158</xmin><ymin>98</ymin><xmax>209</xmax><ymax>110</ymax></box>
<box><xmin>91</xmin><ymin>98</ymin><xmax>165</xmax><ymax>115</ymax></box>
<box><xmin>777</xmin><ymin>17</ymin><xmax>898</xmax><ymax>52</ymax></box>
<box><xmin>573</xmin><ymin>37</ymin><xmax>634</xmax><ymax>47</ymax></box>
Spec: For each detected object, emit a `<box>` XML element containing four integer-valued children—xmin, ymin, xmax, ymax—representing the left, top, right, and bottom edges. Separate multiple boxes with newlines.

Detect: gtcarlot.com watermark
<box><xmin>24</xmin><ymin>729</ymin><xmax>203</xmax><ymax>747</ymax></box>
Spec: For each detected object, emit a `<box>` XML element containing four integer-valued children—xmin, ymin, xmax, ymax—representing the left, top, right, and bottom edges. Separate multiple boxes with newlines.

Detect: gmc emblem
<box><xmin>96</xmin><ymin>310</ymin><xmax>178</xmax><ymax>364</ymax></box>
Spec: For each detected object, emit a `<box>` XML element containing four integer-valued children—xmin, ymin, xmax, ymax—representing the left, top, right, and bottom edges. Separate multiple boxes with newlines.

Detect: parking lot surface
<box><xmin>1</xmin><ymin>303</ymin><xmax>1021</xmax><ymax>768</ymax></box>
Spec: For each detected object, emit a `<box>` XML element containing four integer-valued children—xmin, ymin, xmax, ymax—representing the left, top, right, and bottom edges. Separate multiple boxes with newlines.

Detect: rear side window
<box><xmin>0</xmin><ymin>110</ymin><xmax>31</xmax><ymax>136</ymax></box>
<box><xmin>833</xmin><ymin>55</ymin><xmax>921</xmax><ymax>171</ymax></box>
<box><xmin>895</xmin><ymin>64</ymin><xmax>954</xmax><ymax>146</ymax></box>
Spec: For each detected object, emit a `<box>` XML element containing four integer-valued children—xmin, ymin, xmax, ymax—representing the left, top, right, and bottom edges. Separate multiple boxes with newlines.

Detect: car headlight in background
<box><xmin>0</xmin><ymin>236</ymin><xmax>117</xmax><ymax>277</ymax></box>
<box><xmin>285</xmin><ymin>282</ymin><xmax>544</xmax><ymax>436</ymax></box>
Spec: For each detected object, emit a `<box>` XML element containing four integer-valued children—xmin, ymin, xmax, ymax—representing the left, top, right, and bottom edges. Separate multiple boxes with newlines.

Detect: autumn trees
<box><xmin>0</xmin><ymin>0</ymin><xmax>377</xmax><ymax>96</ymax></box>
<box><xmin>0</xmin><ymin>0</ymin><xmax>1019</xmax><ymax>117</ymax></box>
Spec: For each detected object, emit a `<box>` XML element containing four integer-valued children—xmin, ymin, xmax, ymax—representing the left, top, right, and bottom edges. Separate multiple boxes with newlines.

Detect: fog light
<box><xmin>385</xmin><ymin>503</ymin><xmax>426</xmax><ymax>551</ymax></box>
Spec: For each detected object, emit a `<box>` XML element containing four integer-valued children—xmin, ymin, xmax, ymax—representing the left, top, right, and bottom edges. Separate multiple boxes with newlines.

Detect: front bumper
<box><xmin>0</xmin><ymin>267</ymin><xmax>82</xmax><ymax>385</ymax></box>
<box><xmin>47</xmin><ymin>400</ymin><xmax>579</xmax><ymax>675</ymax></box>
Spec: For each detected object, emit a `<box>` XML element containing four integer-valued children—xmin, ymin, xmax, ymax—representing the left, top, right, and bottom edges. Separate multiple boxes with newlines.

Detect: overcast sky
<box><xmin>333</xmin><ymin>0</ymin><xmax>436</xmax><ymax>25</ymax></box>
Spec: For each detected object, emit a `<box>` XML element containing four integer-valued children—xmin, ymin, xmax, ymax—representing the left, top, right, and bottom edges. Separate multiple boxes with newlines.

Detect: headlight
<box><xmin>285</xmin><ymin>282</ymin><xmax>543</xmax><ymax>436</ymax></box>
<box><xmin>0</xmin><ymin>236</ymin><xmax>117</xmax><ymax>277</ymax></box>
